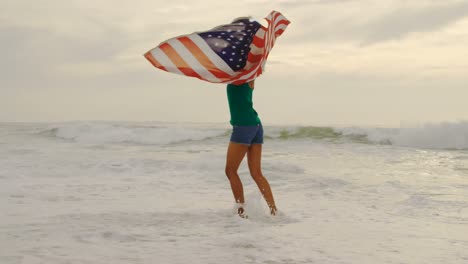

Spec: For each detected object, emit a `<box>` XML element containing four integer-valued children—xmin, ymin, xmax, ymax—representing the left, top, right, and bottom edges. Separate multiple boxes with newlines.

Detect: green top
<box><xmin>226</xmin><ymin>83</ymin><xmax>261</xmax><ymax>126</ymax></box>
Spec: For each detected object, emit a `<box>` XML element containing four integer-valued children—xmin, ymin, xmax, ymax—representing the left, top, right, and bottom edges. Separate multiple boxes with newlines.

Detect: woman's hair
<box><xmin>231</xmin><ymin>16</ymin><xmax>253</xmax><ymax>23</ymax></box>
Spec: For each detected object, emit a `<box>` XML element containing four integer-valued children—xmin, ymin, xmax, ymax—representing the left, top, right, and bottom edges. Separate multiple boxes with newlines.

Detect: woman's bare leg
<box><xmin>225</xmin><ymin>142</ymin><xmax>249</xmax><ymax>215</ymax></box>
<box><xmin>247</xmin><ymin>144</ymin><xmax>277</xmax><ymax>215</ymax></box>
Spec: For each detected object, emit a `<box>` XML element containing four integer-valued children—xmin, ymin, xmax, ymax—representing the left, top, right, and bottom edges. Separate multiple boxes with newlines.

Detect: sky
<box><xmin>1</xmin><ymin>0</ymin><xmax>468</xmax><ymax>127</ymax></box>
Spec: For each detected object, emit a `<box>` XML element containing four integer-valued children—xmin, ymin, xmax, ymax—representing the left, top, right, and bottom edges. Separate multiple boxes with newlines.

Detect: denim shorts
<box><xmin>230</xmin><ymin>124</ymin><xmax>264</xmax><ymax>145</ymax></box>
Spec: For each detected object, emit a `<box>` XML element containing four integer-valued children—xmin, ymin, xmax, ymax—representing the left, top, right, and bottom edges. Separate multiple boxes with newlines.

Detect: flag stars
<box><xmin>198</xmin><ymin>19</ymin><xmax>261</xmax><ymax>72</ymax></box>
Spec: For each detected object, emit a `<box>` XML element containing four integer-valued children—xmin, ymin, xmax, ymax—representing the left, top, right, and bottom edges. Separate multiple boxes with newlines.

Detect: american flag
<box><xmin>144</xmin><ymin>11</ymin><xmax>290</xmax><ymax>84</ymax></box>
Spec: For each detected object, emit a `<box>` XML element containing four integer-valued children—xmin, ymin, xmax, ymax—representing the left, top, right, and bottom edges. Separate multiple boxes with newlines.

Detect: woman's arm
<box><xmin>248</xmin><ymin>80</ymin><xmax>255</xmax><ymax>89</ymax></box>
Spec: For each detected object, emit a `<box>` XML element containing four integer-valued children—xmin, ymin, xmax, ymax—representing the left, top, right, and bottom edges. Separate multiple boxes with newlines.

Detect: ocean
<box><xmin>1</xmin><ymin>121</ymin><xmax>468</xmax><ymax>264</ymax></box>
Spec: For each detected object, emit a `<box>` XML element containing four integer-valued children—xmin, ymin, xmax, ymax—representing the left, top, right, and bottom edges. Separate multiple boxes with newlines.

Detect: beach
<box><xmin>1</xmin><ymin>121</ymin><xmax>468</xmax><ymax>264</ymax></box>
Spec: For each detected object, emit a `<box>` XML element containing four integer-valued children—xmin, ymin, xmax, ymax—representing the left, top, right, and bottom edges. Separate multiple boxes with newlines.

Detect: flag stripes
<box><xmin>144</xmin><ymin>10</ymin><xmax>290</xmax><ymax>84</ymax></box>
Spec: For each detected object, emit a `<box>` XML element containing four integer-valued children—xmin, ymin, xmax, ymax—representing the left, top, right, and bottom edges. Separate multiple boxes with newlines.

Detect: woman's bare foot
<box><xmin>270</xmin><ymin>206</ymin><xmax>277</xmax><ymax>216</ymax></box>
<box><xmin>238</xmin><ymin>207</ymin><xmax>248</xmax><ymax>218</ymax></box>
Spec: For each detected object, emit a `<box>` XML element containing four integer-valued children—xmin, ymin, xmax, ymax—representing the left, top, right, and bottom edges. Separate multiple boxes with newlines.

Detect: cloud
<box><xmin>285</xmin><ymin>0</ymin><xmax>468</xmax><ymax>44</ymax></box>
<box><xmin>363</xmin><ymin>1</ymin><xmax>468</xmax><ymax>43</ymax></box>
<box><xmin>2</xmin><ymin>1</ymin><xmax>468</xmax><ymax>124</ymax></box>
<box><xmin>0</xmin><ymin>26</ymin><xmax>56</xmax><ymax>89</ymax></box>
<box><xmin>279</xmin><ymin>0</ymin><xmax>355</xmax><ymax>7</ymax></box>
<box><xmin>0</xmin><ymin>24</ymin><xmax>130</xmax><ymax>90</ymax></box>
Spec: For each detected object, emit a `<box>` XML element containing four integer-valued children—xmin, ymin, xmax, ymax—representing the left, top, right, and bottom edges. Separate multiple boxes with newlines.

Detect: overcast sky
<box><xmin>1</xmin><ymin>0</ymin><xmax>468</xmax><ymax>127</ymax></box>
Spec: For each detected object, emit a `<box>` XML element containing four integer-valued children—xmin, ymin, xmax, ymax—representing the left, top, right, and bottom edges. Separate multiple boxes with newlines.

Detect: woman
<box><xmin>225</xmin><ymin>79</ymin><xmax>277</xmax><ymax>218</ymax></box>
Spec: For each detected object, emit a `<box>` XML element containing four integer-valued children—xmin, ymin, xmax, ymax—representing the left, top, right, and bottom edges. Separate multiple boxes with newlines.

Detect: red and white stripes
<box><xmin>144</xmin><ymin>11</ymin><xmax>290</xmax><ymax>84</ymax></box>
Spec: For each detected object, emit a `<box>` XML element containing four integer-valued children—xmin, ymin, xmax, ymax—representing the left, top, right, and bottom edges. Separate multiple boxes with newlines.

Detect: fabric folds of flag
<box><xmin>144</xmin><ymin>10</ymin><xmax>290</xmax><ymax>84</ymax></box>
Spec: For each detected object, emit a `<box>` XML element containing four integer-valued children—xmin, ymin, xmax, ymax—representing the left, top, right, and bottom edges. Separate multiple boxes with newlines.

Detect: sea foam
<box><xmin>337</xmin><ymin>121</ymin><xmax>468</xmax><ymax>150</ymax></box>
<box><xmin>40</xmin><ymin>122</ymin><xmax>225</xmax><ymax>145</ymax></box>
<box><xmin>29</xmin><ymin>120</ymin><xmax>468</xmax><ymax>150</ymax></box>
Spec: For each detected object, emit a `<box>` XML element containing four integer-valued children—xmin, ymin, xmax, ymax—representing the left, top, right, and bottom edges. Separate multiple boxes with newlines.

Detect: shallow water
<box><xmin>1</xmin><ymin>121</ymin><xmax>467</xmax><ymax>264</ymax></box>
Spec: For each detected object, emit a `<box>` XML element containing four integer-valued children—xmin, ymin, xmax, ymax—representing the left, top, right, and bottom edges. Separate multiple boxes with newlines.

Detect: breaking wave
<box><xmin>275</xmin><ymin>121</ymin><xmax>468</xmax><ymax>150</ymax></box>
<box><xmin>9</xmin><ymin>120</ymin><xmax>468</xmax><ymax>150</ymax></box>
<box><xmin>38</xmin><ymin>122</ymin><xmax>226</xmax><ymax>145</ymax></box>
